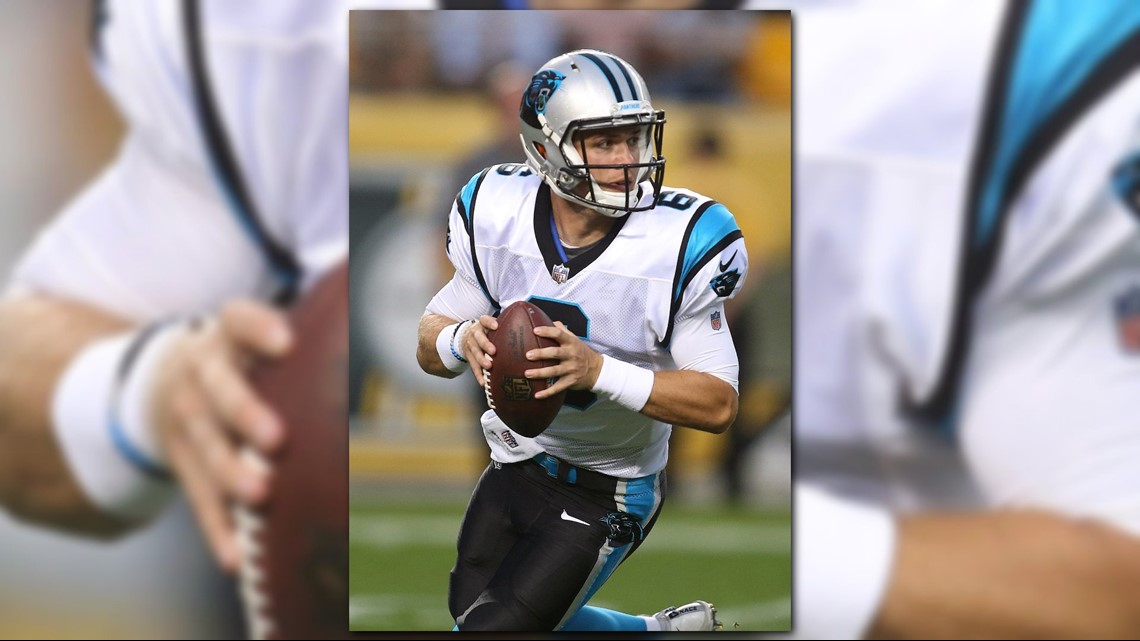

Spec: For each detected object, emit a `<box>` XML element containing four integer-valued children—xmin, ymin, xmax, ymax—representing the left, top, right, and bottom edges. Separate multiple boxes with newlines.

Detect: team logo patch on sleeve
<box><xmin>710</xmin><ymin>269</ymin><xmax>740</xmax><ymax>297</ymax></box>
<box><xmin>1114</xmin><ymin>285</ymin><xmax>1140</xmax><ymax>353</ymax></box>
<box><xmin>710</xmin><ymin>310</ymin><xmax>722</xmax><ymax>330</ymax></box>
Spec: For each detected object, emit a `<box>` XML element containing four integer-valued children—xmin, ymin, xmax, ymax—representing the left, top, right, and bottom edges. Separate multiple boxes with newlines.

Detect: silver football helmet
<box><xmin>519</xmin><ymin>49</ymin><xmax>666</xmax><ymax>217</ymax></box>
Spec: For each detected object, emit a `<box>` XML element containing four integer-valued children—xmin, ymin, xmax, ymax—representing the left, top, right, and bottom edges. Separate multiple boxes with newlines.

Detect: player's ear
<box><xmin>535</xmin><ymin>142</ymin><xmax>547</xmax><ymax>159</ymax></box>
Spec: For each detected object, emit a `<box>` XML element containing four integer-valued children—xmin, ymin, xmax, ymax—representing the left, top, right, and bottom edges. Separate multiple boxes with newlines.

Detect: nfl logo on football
<box><xmin>709</xmin><ymin>310</ymin><xmax>721</xmax><ymax>331</ymax></box>
<box><xmin>1115</xmin><ymin>286</ymin><xmax>1140</xmax><ymax>353</ymax></box>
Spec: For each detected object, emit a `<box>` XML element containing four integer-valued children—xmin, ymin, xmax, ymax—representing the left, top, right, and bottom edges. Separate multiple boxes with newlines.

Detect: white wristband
<box><xmin>792</xmin><ymin>484</ymin><xmax>897</xmax><ymax>639</ymax></box>
<box><xmin>51</xmin><ymin>320</ymin><xmax>196</xmax><ymax>521</ymax></box>
<box><xmin>436</xmin><ymin>320</ymin><xmax>473</xmax><ymax>374</ymax></box>
<box><xmin>589</xmin><ymin>354</ymin><xmax>655</xmax><ymax>412</ymax></box>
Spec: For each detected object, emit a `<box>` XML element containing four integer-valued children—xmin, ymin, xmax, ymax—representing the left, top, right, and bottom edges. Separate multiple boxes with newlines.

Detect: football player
<box><xmin>789</xmin><ymin>1</ymin><xmax>1140</xmax><ymax>637</ymax></box>
<box><xmin>417</xmin><ymin>49</ymin><xmax>747</xmax><ymax>632</ymax></box>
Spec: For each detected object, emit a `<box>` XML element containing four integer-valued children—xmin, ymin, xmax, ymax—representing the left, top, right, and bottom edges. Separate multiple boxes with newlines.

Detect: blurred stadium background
<box><xmin>348</xmin><ymin>10</ymin><xmax>792</xmax><ymax>631</ymax></box>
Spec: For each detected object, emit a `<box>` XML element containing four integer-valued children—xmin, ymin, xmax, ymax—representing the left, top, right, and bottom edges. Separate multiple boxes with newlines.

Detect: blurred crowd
<box><xmin>350</xmin><ymin>10</ymin><xmax>787</xmax><ymax>105</ymax></box>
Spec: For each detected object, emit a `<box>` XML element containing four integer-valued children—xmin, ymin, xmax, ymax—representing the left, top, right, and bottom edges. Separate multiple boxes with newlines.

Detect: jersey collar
<box><xmin>534</xmin><ymin>183</ymin><xmax>630</xmax><ymax>284</ymax></box>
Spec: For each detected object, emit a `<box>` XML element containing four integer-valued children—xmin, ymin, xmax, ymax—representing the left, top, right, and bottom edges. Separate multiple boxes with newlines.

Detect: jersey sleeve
<box><xmin>668</xmin><ymin>301</ymin><xmax>741</xmax><ymax>391</ymax></box>
<box><xmin>425</xmin><ymin>272</ymin><xmax>496</xmax><ymax>323</ymax></box>
<box><xmin>666</xmin><ymin>203</ymin><xmax>749</xmax><ymax>345</ymax></box>
<box><xmin>435</xmin><ymin>168</ymin><xmax>499</xmax><ymax>312</ymax></box>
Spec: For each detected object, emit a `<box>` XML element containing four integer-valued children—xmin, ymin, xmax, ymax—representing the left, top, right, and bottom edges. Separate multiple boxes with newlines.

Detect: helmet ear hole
<box><xmin>534</xmin><ymin>142</ymin><xmax>546</xmax><ymax>159</ymax></box>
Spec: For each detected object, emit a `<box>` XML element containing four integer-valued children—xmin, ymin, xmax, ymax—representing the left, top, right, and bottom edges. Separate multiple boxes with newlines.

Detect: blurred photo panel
<box><xmin>0</xmin><ymin>1</ymin><xmax>348</xmax><ymax>638</ymax></box>
<box><xmin>790</xmin><ymin>1</ymin><xmax>1140</xmax><ymax>638</ymax></box>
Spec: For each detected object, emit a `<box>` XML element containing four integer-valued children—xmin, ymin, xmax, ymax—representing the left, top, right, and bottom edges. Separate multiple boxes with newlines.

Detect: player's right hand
<box><xmin>462</xmin><ymin>314</ymin><xmax>498</xmax><ymax>387</ymax></box>
<box><xmin>150</xmin><ymin>299</ymin><xmax>292</xmax><ymax>573</ymax></box>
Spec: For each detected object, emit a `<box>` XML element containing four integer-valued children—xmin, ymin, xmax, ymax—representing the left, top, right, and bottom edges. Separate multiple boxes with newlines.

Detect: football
<box><xmin>235</xmin><ymin>260</ymin><xmax>349</xmax><ymax>640</ymax></box>
<box><xmin>484</xmin><ymin>301</ymin><xmax>566</xmax><ymax>437</ymax></box>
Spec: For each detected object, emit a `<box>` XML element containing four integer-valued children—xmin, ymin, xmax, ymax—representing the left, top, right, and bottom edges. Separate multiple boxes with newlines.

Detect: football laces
<box><xmin>483</xmin><ymin>367</ymin><xmax>496</xmax><ymax>410</ymax></box>
<box><xmin>234</xmin><ymin>448</ymin><xmax>274</xmax><ymax>640</ymax></box>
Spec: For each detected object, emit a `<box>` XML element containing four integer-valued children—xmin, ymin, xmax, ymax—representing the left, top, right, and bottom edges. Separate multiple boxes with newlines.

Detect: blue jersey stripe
<box><xmin>975</xmin><ymin>1</ymin><xmax>1140</xmax><ymax>248</ymax></box>
<box><xmin>908</xmin><ymin>2</ymin><xmax>1140</xmax><ymax>431</ymax></box>
<box><xmin>676</xmin><ymin>203</ymin><xmax>740</xmax><ymax>300</ymax></box>
<box><xmin>579</xmin><ymin>473</ymin><xmax>662</xmax><ymax>606</ymax></box>
<box><xmin>461</xmin><ymin>168</ymin><xmax>498</xmax><ymax>310</ymax></box>
<box><xmin>458</xmin><ymin>170</ymin><xmax>484</xmax><ymax>230</ymax></box>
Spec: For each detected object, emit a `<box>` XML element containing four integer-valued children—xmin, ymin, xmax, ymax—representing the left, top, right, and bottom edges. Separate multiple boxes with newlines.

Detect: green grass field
<box><xmin>350</xmin><ymin>497</ymin><xmax>791</xmax><ymax>632</ymax></box>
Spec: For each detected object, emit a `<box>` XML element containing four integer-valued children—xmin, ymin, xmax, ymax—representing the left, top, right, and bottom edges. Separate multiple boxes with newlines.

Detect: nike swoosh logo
<box><xmin>560</xmin><ymin>510</ymin><xmax>590</xmax><ymax>526</ymax></box>
<box><xmin>718</xmin><ymin>250</ymin><xmax>738</xmax><ymax>272</ymax></box>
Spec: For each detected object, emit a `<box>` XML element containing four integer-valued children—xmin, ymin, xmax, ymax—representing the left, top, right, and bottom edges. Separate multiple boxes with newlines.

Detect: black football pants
<box><xmin>449</xmin><ymin>455</ymin><xmax>666</xmax><ymax>631</ymax></box>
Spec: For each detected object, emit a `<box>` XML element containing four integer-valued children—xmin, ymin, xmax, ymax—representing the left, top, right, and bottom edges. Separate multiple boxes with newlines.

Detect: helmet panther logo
<box><xmin>520</xmin><ymin>69</ymin><xmax>566</xmax><ymax>128</ymax></box>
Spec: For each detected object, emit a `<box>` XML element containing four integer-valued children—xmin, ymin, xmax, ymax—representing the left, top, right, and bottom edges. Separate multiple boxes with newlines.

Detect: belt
<box><xmin>531</xmin><ymin>453</ymin><xmax>618</xmax><ymax>494</ymax></box>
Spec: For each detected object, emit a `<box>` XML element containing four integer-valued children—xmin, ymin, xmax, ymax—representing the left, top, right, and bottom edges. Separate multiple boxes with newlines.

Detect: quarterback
<box><xmin>417</xmin><ymin>49</ymin><xmax>747</xmax><ymax>632</ymax></box>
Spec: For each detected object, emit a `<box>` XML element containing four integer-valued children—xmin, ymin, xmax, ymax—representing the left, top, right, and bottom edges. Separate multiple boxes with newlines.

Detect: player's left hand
<box><xmin>525</xmin><ymin>321</ymin><xmax>603</xmax><ymax>399</ymax></box>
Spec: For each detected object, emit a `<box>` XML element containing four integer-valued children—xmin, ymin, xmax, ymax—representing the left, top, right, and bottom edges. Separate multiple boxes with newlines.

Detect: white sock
<box><xmin>642</xmin><ymin>615</ymin><xmax>662</xmax><ymax>632</ymax></box>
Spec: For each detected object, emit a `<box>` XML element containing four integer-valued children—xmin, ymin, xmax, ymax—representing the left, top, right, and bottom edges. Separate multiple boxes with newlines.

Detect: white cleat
<box><xmin>652</xmin><ymin>600</ymin><xmax>722</xmax><ymax>631</ymax></box>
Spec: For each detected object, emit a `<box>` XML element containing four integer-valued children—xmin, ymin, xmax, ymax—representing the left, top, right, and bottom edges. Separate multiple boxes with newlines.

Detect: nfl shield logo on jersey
<box><xmin>1115</xmin><ymin>286</ymin><xmax>1140</xmax><ymax>353</ymax></box>
<box><xmin>552</xmin><ymin>263</ymin><xmax>570</xmax><ymax>284</ymax></box>
<box><xmin>710</xmin><ymin>310</ymin><xmax>722</xmax><ymax>331</ymax></box>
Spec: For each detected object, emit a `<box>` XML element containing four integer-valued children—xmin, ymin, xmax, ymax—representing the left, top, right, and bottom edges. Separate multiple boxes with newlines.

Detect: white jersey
<box><xmin>6</xmin><ymin>0</ymin><xmax>348</xmax><ymax>314</ymax></box>
<box><xmin>430</xmin><ymin>163</ymin><xmax>748</xmax><ymax>478</ymax></box>
<box><xmin>797</xmin><ymin>1</ymin><xmax>1140</xmax><ymax>534</ymax></box>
